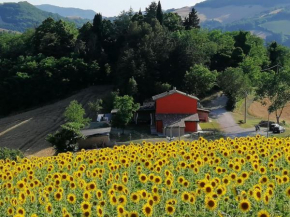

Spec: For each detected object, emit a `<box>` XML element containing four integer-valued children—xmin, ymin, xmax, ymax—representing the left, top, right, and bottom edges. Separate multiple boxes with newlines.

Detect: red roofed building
<box><xmin>151</xmin><ymin>88</ymin><xmax>210</xmax><ymax>136</ymax></box>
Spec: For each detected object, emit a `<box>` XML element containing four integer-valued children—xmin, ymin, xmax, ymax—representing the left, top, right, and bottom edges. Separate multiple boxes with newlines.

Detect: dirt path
<box><xmin>208</xmin><ymin>95</ymin><xmax>268</xmax><ymax>138</ymax></box>
<box><xmin>0</xmin><ymin>86</ymin><xmax>112</xmax><ymax>157</ymax></box>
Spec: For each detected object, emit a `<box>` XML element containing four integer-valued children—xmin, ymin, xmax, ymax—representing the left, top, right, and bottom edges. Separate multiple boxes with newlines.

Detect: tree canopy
<box><xmin>0</xmin><ymin>2</ymin><xmax>290</xmax><ymax>119</ymax></box>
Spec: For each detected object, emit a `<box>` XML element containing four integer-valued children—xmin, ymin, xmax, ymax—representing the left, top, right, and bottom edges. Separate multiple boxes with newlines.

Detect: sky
<box><xmin>0</xmin><ymin>0</ymin><xmax>205</xmax><ymax>17</ymax></box>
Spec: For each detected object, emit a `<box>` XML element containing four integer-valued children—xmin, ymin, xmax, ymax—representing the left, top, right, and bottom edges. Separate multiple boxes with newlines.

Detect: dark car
<box><xmin>273</xmin><ymin>125</ymin><xmax>285</xmax><ymax>134</ymax></box>
<box><xmin>258</xmin><ymin>121</ymin><xmax>275</xmax><ymax>129</ymax></box>
<box><xmin>270</xmin><ymin>123</ymin><xmax>277</xmax><ymax>131</ymax></box>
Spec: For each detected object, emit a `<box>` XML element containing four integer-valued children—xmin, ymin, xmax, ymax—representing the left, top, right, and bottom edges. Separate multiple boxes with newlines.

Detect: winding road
<box><xmin>208</xmin><ymin>95</ymin><xmax>269</xmax><ymax>138</ymax></box>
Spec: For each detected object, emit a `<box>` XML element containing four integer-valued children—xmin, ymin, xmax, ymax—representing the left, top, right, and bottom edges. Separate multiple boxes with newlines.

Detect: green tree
<box><xmin>156</xmin><ymin>1</ymin><xmax>163</xmax><ymax>25</ymax></box>
<box><xmin>256</xmin><ymin>69</ymin><xmax>290</xmax><ymax>124</ymax></box>
<box><xmin>184</xmin><ymin>65</ymin><xmax>217</xmax><ymax>97</ymax></box>
<box><xmin>88</xmin><ymin>99</ymin><xmax>103</xmax><ymax>121</ymax></box>
<box><xmin>127</xmin><ymin>77</ymin><xmax>138</xmax><ymax>97</ymax></box>
<box><xmin>155</xmin><ymin>82</ymin><xmax>171</xmax><ymax>93</ymax></box>
<box><xmin>93</xmin><ymin>13</ymin><xmax>103</xmax><ymax>37</ymax></box>
<box><xmin>163</xmin><ymin>13</ymin><xmax>184</xmax><ymax>32</ymax></box>
<box><xmin>218</xmin><ymin>67</ymin><xmax>252</xmax><ymax>110</ymax></box>
<box><xmin>183</xmin><ymin>7</ymin><xmax>200</xmax><ymax>30</ymax></box>
<box><xmin>47</xmin><ymin>100</ymin><xmax>90</xmax><ymax>153</ymax></box>
<box><xmin>102</xmin><ymin>90</ymin><xmax>120</xmax><ymax>113</ymax></box>
<box><xmin>268</xmin><ymin>41</ymin><xmax>290</xmax><ymax>67</ymax></box>
<box><xmin>112</xmin><ymin>95</ymin><xmax>140</xmax><ymax>134</ymax></box>
<box><xmin>234</xmin><ymin>31</ymin><xmax>251</xmax><ymax>55</ymax></box>
<box><xmin>145</xmin><ymin>2</ymin><xmax>158</xmax><ymax>23</ymax></box>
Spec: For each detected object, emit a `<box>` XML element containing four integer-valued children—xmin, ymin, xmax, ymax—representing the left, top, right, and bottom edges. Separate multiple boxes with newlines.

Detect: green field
<box><xmin>260</xmin><ymin>20</ymin><xmax>290</xmax><ymax>35</ymax></box>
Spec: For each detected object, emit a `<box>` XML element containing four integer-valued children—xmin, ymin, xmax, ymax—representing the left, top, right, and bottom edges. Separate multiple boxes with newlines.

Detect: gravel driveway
<box><xmin>208</xmin><ymin>95</ymin><xmax>269</xmax><ymax>138</ymax></box>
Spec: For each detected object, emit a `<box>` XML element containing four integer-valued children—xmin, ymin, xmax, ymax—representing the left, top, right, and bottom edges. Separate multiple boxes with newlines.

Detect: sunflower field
<box><xmin>1</xmin><ymin>135</ymin><xmax>290</xmax><ymax>217</ymax></box>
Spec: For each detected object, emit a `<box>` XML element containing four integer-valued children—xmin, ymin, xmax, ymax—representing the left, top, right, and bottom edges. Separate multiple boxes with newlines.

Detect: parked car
<box><xmin>258</xmin><ymin>121</ymin><xmax>275</xmax><ymax>129</ymax></box>
<box><xmin>270</xmin><ymin>123</ymin><xmax>278</xmax><ymax>131</ymax></box>
<box><xmin>273</xmin><ymin>125</ymin><xmax>285</xmax><ymax>134</ymax></box>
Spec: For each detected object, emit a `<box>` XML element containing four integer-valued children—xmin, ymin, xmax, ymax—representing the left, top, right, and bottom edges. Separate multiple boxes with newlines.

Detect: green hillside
<box><xmin>260</xmin><ymin>20</ymin><xmax>290</xmax><ymax>35</ymax></box>
<box><xmin>0</xmin><ymin>1</ymin><xmax>88</xmax><ymax>32</ymax></box>
<box><xmin>196</xmin><ymin>0</ymin><xmax>290</xmax><ymax>8</ymax></box>
<box><xmin>35</xmin><ymin>4</ymin><xmax>96</xmax><ymax>20</ymax></box>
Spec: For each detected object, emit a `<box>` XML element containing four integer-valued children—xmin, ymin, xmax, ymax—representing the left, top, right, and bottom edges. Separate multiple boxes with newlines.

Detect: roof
<box><xmin>138</xmin><ymin>104</ymin><xmax>155</xmax><ymax>112</ymax></box>
<box><xmin>197</xmin><ymin>108</ymin><xmax>211</xmax><ymax>113</ymax></box>
<box><xmin>152</xmin><ymin>89</ymin><xmax>199</xmax><ymax>101</ymax></box>
<box><xmin>156</xmin><ymin>114</ymin><xmax>199</xmax><ymax>128</ymax></box>
<box><xmin>111</xmin><ymin>109</ymin><xmax>118</xmax><ymax>113</ymax></box>
<box><xmin>81</xmin><ymin>128</ymin><xmax>111</xmax><ymax>137</ymax></box>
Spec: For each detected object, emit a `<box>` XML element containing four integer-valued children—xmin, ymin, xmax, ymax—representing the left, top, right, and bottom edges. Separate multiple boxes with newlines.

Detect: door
<box><xmin>185</xmin><ymin>122</ymin><xmax>197</xmax><ymax>132</ymax></box>
<box><xmin>156</xmin><ymin>120</ymin><xmax>163</xmax><ymax>133</ymax></box>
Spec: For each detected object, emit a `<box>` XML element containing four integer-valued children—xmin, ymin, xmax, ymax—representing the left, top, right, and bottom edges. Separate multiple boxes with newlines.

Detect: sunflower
<box><xmin>129</xmin><ymin>211</ymin><xmax>139</xmax><ymax>217</ymax></box>
<box><xmin>165</xmin><ymin>178</ymin><xmax>173</xmax><ymax>188</ymax></box>
<box><xmin>139</xmin><ymin>174</ymin><xmax>148</xmax><ymax>183</ymax></box>
<box><xmin>98</xmin><ymin>200</ymin><xmax>106</xmax><ymax>207</ymax></box>
<box><xmin>253</xmin><ymin>189</ymin><xmax>262</xmax><ymax>201</ymax></box>
<box><xmin>16</xmin><ymin>207</ymin><xmax>25</xmax><ymax>216</ymax></box>
<box><xmin>172</xmin><ymin>189</ymin><xmax>179</xmax><ymax>195</ymax></box>
<box><xmin>96</xmin><ymin>205</ymin><xmax>103</xmax><ymax>217</ymax></box>
<box><xmin>83</xmin><ymin>191</ymin><xmax>92</xmax><ymax>201</ymax></box>
<box><xmin>117</xmin><ymin>205</ymin><xmax>126</xmax><ymax>216</ymax></box>
<box><xmin>69</xmin><ymin>181</ymin><xmax>77</xmax><ymax>189</ymax></box>
<box><xmin>183</xmin><ymin>180</ymin><xmax>190</xmax><ymax>188</ymax></box>
<box><xmin>81</xmin><ymin>201</ymin><xmax>91</xmax><ymax>212</ymax></box>
<box><xmin>181</xmin><ymin>192</ymin><xmax>190</xmax><ymax>202</ymax></box>
<box><xmin>152</xmin><ymin>194</ymin><xmax>161</xmax><ymax>205</ymax></box>
<box><xmin>239</xmin><ymin>199</ymin><xmax>251</xmax><ymax>212</ymax></box>
<box><xmin>205</xmin><ymin>197</ymin><xmax>217</xmax><ymax>210</ymax></box>
<box><xmin>139</xmin><ymin>190</ymin><xmax>148</xmax><ymax>199</ymax></box>
<box><xmin>257</xmin><ymin>210</ymin><xmax>270</xmax><ymax>217</ymax></box>
<box><xmin>204</xmin><ymin>184</ymin><xmax>213</xmax><ymax>194</ymax></box>
<box><xmin>87</xmin><ymin>182</ymin><xmax>96</xmax><ymax>191</ymax></box>
<box><xmin>189</xmin><ymin>195</ymin><xmax>196</xmax><ymax>204</ymax></box>
<box><xmin>154</xmin><ymin>176</ymin><xmax>162</xmax><ymax>185</ymax></box>
<box><xmin>82</xmin><ymin>210</ymin><xmax>91</xmax><ymax>217</ymax></box>
<box><xmin>197</xmin><ymin>179</ymin><xmax>207</xmax><ymax>189</ymax></box>
<box><xmin>130</xmin><ymin>192</ymin><xmax>140</xmax><ymax>203</ymax></box>
<box><xmin>16</xmin><ymin>181</ymin><xmax>25</xmax><ymax>190</ymax></box>
<box><xmin>142</xmin><ymin>203</ymin><xmax>153</xmax><ymax>217</ymax></box>
<box><xmin>118</xmin><ymin>195</ymin><xmax>127</xmax><ymax>206</ymax></box>
<box><xmin>110</xmin><ymin>195</ymin><xmax>118</xmax><ymax>206</ymax></box>
<box><xmin>54</xmin><ymin>192</ymin><xmax>63</xmax><ymax>201</ymax></box>
<box><xmin>7</xmin><ymin>207</ymin><xmax>14</xmax><ymax>216</ymax></box>
<box><xmin>263</xmin><ymin>193</ymin><xmax>270</xmax><ymax>204</ymax></box>
<box><xmin>177</xmin><ymin>176</ymin><xmax>185</xmax><ymax>184</ymax></box>
<box><xmin>67</xmin><ymin>193</ymin><xmax>76</xmax><ymax>204</ymax></box>
<box><xmin>45</xmin><ymin>203</ymin><xmax>53</xmax><ymax>214</ymax></box>
<box><xmin>165</xmin><ymin>204</ymin><xmax>175</xmax><ymax>215</ymax></box>
<box><xmin>285</xmin><ymin>186</ymin><xmax>290</xmax><ymax>198</ymax></box>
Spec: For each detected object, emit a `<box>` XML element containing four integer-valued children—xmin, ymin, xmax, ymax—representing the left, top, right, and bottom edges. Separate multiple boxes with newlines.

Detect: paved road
<box><xmin>208</xmin><ymin>95</ymin><xmax>269</xmax><ymax>138</ymax></box>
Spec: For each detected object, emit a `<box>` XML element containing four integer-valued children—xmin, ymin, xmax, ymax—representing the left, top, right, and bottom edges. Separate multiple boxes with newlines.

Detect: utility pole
<box><xmin>267</xmin><ymin>111</ymin><xmax>270</xmax><ymax>138</ymax></box>
<box><xmin>244</xmin><ymin>91</ymin><xmax>248</xmax><ymax>124</ymax></box>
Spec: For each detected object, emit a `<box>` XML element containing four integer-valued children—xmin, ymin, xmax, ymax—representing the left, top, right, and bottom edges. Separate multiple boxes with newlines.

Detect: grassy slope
<box><xmin>232</xmin><ymin>95</ymin><xmax>290</xmax><ymax>137</ymax></box>
<box><xmin>260</xmin><ymin>20</ymin><xmax>290</xmax><ymax>35</ymax></box>
<box><xmin>0</xmin><ymin>86</ymin><xmax>112</xmax><ymax>157</ymax></box>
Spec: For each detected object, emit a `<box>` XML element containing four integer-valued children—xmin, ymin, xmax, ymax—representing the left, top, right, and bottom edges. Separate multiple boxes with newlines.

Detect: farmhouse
<box><xmin>135</xmin><ymin>88</ymin><xmax>210</xmax><ymax>137</ymax></box>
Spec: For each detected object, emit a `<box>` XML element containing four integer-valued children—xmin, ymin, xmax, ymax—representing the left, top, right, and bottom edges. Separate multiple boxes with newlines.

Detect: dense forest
<box><xmin>0</xmin><ymin>1</ymin><xmax>290</xmax><ymax>117</ymax></box>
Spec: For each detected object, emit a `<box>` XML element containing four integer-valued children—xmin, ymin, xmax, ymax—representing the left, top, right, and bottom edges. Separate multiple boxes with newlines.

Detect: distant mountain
<box><xmin>0</xmin><ymin>1</ymin><xmax>89</xmax><ymax>32</ymax></box>
<box><xmin>167</xmin><ymin>0</ymin><xmax>290</xmax><ymax>46</ymax></box>
<box><xmin>35</xmin><ymin>4</ymin><xmax>96</xmax><ymax>20</ymax></box>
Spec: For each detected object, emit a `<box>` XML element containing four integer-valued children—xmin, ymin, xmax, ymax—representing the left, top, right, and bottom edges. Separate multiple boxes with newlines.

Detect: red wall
<box><xmin>185</xmin><ymin>122</ymin><xmax>197</xmax><ymax>132</ymax></box>
<box><xmin>156</xmin><ymin>93</ymin><xmax>197</xmax><ymax>114</ymax></box>
<box><xmin>198</xmin><ymin>110</ymin><xmax>209</xmax><ymax>122</ymax></box>
<box><xmin>156</xmin><ymin>120</ymin><xmax>163</xmax><ymax>133</ymax></box>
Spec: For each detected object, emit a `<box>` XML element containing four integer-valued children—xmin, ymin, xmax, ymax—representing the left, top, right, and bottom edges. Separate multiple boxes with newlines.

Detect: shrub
<box><xmin>0</xmin><ymin>147</ymin><xmax>24</xmax><ymax>160</ymax></box>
